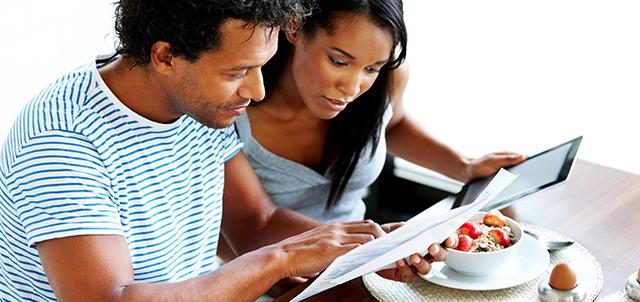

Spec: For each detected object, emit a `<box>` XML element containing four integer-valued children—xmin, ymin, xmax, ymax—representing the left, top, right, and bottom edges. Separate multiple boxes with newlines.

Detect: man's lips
<box><xmin>224</xmin><ymin>106</ymin><xmax>246</xmax><ymax>116</ymax></box>
<box><xmin>224</xmin><ymin>102</ymin><xmax>249</xmax><ymax>116</ymax></box>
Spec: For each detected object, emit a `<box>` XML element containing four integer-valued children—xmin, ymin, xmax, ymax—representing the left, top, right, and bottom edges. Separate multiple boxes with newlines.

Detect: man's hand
<box><xmin>277</xmin><ymin>220</ymin><xmax>387</xmax><ymax>279</ymax></box>
<box><xmin>266</xmin><ymin>276</ymin><xmax>309</xmax><ymax>298</ymax></box>
<box><xmin>36</xmin><ymin>220</ymin><xmax>388</xmax><ymax>302</ymax></box>
<box><xmin>375</xmin><ymin>223</ymin><xmax>458</xmax><ymax>283</ymax></box>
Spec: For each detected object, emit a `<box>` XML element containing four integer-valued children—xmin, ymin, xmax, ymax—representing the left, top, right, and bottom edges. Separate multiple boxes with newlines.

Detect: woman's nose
<box><xmin>337</xmin><ymin>73</ymin><xmax>361</xmax><ymax>99</ymax></box>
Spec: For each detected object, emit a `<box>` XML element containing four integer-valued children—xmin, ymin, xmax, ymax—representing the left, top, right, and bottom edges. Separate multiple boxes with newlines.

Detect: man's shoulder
<box><xmin>26</xmin><ymin>62</ymin><xmax>101</xmax><ymax>119</ymax></box>
<box><xmin>0</xmin><ymin>61</ymin><xmax>110</xmax><ymax>169</ymax></box>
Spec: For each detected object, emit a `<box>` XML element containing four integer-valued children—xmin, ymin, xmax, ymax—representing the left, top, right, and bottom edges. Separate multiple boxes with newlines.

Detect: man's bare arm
<box><xmin>36</xmin><ymin>234</ymin><xmax>285</xmax><ymax>302</ymax></box>
<box><xmin>37</xmin><ymin>220</ymin><xmax>385</xmax><ymax>301</ymax></box>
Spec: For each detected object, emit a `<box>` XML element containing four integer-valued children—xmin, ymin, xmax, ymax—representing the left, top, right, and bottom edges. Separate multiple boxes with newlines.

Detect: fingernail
<box><xmin>397</xmin><ymin>260</ymin><xmax>406</xmax><ymax>268</ymax></box>
<box><xmin>432</xmin><ymin>245</ymin><xmax>440</xmax><ymax>254</ymax></box>
<box><xmin>412</xmin><ymin>254</ymin><xmax>421</xmax><ymax>264</ymax></box>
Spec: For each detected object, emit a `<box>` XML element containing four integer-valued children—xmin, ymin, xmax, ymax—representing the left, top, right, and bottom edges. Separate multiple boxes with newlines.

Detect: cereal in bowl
<box><xmin>455</xmin><ymin>211</ymin><xmax>516</xmax><ymax>253</ymax></box>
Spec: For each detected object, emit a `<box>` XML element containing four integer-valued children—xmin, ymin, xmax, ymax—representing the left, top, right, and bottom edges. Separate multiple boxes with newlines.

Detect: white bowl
<box><xmin>444</xmin><ymin>212</ymin><xmax>523</xmax><ymax>276</ymax></box>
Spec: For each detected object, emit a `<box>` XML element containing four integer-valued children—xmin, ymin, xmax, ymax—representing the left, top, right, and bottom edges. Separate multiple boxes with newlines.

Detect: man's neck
<box><xmin>97</xmin><ymin>57</ymin><xmax>180</xmax><ymax>124</ymax></box>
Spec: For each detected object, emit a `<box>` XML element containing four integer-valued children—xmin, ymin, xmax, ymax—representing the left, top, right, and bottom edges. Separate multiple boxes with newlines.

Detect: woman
<box><xmin>235</xmin><ymin>0</ymin><xmax>525</xmax><ymax>223</ymax></box>
<box><xmin>224</xmin><ymin>1</ymin><xmax>523</xmax><ymax>298</ymax></box>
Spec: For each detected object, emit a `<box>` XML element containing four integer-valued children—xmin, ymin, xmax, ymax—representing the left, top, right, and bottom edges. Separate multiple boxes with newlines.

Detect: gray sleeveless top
<box><xmin>234</xmin><ymin>107</ymin><xmax>393</xmax><ymax>223</ymax></box>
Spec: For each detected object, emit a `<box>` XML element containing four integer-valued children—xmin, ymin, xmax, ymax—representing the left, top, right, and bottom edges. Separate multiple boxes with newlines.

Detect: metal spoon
<box><xmin>524</xmin><ymin>229</ymin><xmax>574</xmax><ymax>251</ymax></box>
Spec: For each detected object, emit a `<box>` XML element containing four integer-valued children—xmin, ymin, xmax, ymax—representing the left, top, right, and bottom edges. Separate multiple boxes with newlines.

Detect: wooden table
<box><xmin>274</xmin><ymin>159</ymin><xmax>640</xmax><ymax>301</ymax></box>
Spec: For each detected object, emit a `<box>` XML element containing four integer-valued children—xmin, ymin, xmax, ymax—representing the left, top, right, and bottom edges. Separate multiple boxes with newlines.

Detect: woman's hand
<box><xmin>376</xmin><ymin>223</ymin><xmax>458</xmax><ymax>283</ymax></box>
<box><xmin>463</xmin><ymin>152</ymin><xmax>526</xmax><ymax>182</ymax></box>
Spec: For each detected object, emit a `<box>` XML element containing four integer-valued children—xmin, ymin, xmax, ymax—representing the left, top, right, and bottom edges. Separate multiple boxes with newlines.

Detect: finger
<box><xmin>410</xmin><ymin>253</ymin><xmax>432</xmax><ymax>277</ymax></box>
<box><xmin>381</xmin><ymin>222</ymin><xmax>405</xmax><ymax>233</ymax></box>
<box><xmin>342</xmin><ymin>220</ymin><xmax>386</xmax><ymax>238</ymax></box>
<box><xmin>495</xmin><ymin>152</ymin><xmax>527</xmax><ymax>164</ymax></box>
<box><xmin>494</xmin><ymin>151</ymin><xmax>520</xmax><ymax>157</ymax></box>
<box><xmin>505</xmin><ymin>153</ymin><xmax>526</xmax><ymax>160</ymax></box>
<box><xmin>397</xmin><ymin>258</ymin><xmax>418</xmax><ymax>282</ymax></box>
<box><xmin>444</xmin><ymin>234</ymin><xmax>458</xmax><ymax>249</ymax></box>
<box><xmin>340</xmin><ymin>233</ymin><xmax>377</xmax><ymax>245</ymax></box>
<box><xmin>279</xmin><ymin>276</ymin><xmax>307</xmax><ymax>286</ymax></box>
<box><xmin>426</xmin><ymin>243</ymin><xmax>448</xmax><ymax>263</ymax></box>
<box><xmin>333</xmin><ymin>243</ymin><xmax>366</xmax><ymax>257</ymax></box>
<box><xmin>381</xmin><ymin>223</ymin><xmax>393</xmax><ymax>233</ymax></box>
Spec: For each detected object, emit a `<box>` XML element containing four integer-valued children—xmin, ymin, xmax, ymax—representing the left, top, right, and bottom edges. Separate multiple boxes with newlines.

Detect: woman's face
<box><xmin>288</xmin><ymin>14</ymin><xmax>394</xmax><ymax>120</ymax></box>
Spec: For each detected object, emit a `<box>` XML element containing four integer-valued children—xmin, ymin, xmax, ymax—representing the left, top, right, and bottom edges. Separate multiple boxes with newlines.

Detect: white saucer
<box><xmin>422</xmin><ymin>234</ymin><xmax>550</xmax><ymax>290</ymax></box>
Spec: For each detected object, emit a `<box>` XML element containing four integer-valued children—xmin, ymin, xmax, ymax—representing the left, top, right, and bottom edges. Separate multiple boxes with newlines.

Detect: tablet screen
<box><xmin>451</xmin><ymin>136</ymin><xmax>583</xmax><ymax>211</ymax></box>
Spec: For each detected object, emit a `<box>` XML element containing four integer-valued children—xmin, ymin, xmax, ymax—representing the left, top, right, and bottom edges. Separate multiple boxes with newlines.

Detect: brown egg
<box><xmin>549</xmin><ymin>262</ymin><xmax>578</xmax><ymax>290</ymax></box>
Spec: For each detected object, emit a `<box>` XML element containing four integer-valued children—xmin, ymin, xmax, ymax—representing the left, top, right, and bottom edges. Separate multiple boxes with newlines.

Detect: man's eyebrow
<box><xmin>227</xmin><ymin>65</ymin><xmax>257</xmax><ymax>72</ymax></box>
<box><xmin>331</xmin><ymin>47</ymin><xmax>389</xmax><ymax>65</ymax></box>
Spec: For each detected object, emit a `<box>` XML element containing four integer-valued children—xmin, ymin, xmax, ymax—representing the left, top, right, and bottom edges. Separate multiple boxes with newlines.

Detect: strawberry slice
<box><xmin>455</xmin><ymin>234</ymin><xmax>474</xmax><ymax>252</ymax></box>
<box><xmin>489</xmin><ymin>228</ymin><xmax>511</xmax><ymax>246</ymax></box>
<box><xmin>459</xmin><ymin>219</ymin><xmax>482</xmax><ymax>239</ymax></box>
<box><xmin>483</xmin><ymin>209</ymin><xmax>507</xmax><ymax>227</ymax></box>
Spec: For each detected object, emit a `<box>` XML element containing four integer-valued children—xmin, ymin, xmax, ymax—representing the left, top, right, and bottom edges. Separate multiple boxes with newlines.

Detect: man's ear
<box><xmin>150</xmin><ymin>41</ymin><xmax>176</xmax><ymax>75</ymax></box>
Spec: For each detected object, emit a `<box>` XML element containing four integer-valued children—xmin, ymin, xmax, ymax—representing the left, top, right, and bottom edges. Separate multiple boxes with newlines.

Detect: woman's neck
<box><xmin>254</xmin><ymin>54</ymin><xmax>315</xmax><ymax>122</ymax></box>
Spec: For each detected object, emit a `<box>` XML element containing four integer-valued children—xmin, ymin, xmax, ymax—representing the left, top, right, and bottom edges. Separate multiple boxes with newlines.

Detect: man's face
<box><xmin>165</xmin><ymin>19</ymin><xmax>278</xmax><ymax>129</ymax></box>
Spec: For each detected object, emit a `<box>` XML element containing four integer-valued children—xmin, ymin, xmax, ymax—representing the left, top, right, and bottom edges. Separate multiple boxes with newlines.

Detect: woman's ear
<box><xmin>285</xmin><ymin>30</ymin><xmax>300</xmax><ymax>44</ymax></box>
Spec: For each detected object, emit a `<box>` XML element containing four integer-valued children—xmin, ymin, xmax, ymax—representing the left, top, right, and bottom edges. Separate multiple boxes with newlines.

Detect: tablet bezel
<box><xmin>450</xmin><ymin>136</ymin><xmax>583</xmax><ymax>211</ymax></box>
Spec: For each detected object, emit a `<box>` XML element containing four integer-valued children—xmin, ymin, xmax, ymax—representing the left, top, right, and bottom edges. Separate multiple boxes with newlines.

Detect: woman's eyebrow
<box><xmin>373</xmin><ymin>59</ymin><xmax>389</xmax><ymax>65</ymax></box>
<box><xmin>331</xmin><ymin>47</ymin><xmax>389</xmax><ymax>65</ymax></box>
<box><xmin>331</xmin><ymin>47</ymin><xmax>355</xmax><ymax>59</ymax></box>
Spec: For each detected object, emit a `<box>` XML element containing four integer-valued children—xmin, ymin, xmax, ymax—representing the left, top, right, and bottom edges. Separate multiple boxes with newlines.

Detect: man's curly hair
<box><xmin>113</xmin><ymin>0</ymin><xmax>310</xmax><ymax>66</ymax></box>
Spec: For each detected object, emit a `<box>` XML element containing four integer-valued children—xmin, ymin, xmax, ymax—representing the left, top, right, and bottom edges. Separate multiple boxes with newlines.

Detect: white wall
<box><xmin>403</xmin><ymin>1</ymin><xmax>640</xmax><ymax>174</ymax></box>
<box><xmin>0</xmin><ymin>1</ymin><xmax>116</xmax><ymax>140</ymax></box>
<box><xmin>2</xmin><ymin>1</ymin><xmax>639</xmax><ymax>174</ymax></box>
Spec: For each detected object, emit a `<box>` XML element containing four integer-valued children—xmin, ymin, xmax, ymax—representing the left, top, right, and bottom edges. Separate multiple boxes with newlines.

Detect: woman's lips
<box><xmin>324</xmin><ymin>96</ymin><xmax>348</xmax><ymax>112</ymax></box>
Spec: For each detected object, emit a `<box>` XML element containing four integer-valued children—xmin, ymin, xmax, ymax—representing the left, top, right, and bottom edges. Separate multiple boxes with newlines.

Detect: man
<box><xmin>0</xmin><ymin>1</ymin><xmax>451</xmax><ymax>301</ymax></box>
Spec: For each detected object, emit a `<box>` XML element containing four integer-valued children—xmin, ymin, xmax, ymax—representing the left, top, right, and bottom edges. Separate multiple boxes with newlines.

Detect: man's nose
<box><xmin>238</xmin><ymin>69</ymin><xmax>266</xmax><ymax>102</ymax></box>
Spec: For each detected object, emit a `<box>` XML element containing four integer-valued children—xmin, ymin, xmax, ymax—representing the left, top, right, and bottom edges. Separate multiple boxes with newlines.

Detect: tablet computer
<box><xmin>450</xmin><ymin>136</ymin><xmax>583</xmax><ymax>211</ymax></box>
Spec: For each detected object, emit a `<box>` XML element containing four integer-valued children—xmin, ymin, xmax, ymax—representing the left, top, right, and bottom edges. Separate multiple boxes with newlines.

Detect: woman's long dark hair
<box><xmin>261</xmin><ymin>0</ymin><xmax>408</xmax><ymax>210</ymax></box>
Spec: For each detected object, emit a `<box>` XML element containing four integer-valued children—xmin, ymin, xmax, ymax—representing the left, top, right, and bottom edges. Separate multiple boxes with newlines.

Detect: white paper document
<box><xmin>290</xmin><ymin>168</ymin><xmax>518</xmax><ymax>302</ymax></box>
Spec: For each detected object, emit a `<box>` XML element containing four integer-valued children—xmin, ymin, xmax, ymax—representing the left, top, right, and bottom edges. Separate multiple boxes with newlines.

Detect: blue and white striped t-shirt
<box><xmin>0</xmin><ymin>55</ymin><xmax>243</xmax><ymax>301</ymax></box>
